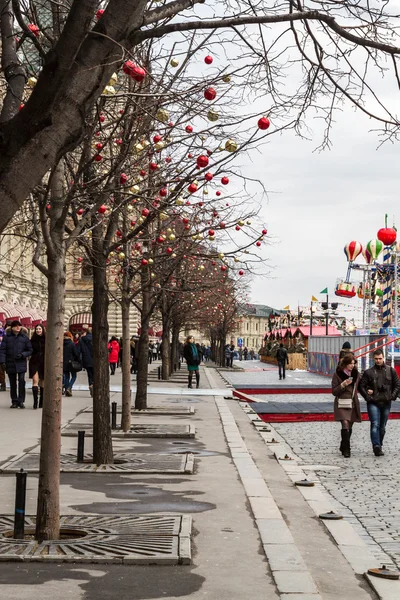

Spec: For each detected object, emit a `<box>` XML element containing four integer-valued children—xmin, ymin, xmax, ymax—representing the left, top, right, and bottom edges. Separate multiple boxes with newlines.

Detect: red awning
<box><xmin>0</xmin><ymin>303</ymin><xmax>46</xmax><ymax>326</ymax></box>
<box><xmin>69</xmin><ymin>312</ymin><xmax>92</xmax><ymax>326</ymax></box>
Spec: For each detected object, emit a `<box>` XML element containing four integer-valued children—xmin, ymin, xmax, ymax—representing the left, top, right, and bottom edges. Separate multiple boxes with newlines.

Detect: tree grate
<box><xmin>82</xmin><ymin>406</ymin><xmax>195</xmax><ymax>415</ymax></box>
<box><xmin>0</xmin><ymin>514</ymin><xmax>192</xmax><ymax>564</ymax></box>
<box><xmin>61</xmin><ymin>423</ymin><xmax>196</xmax><ymax>438</ymax></box>
<box><xmin>0</xmin><ymin>452</ymin><xmax>195</xmax><ymax>474</ymax></box>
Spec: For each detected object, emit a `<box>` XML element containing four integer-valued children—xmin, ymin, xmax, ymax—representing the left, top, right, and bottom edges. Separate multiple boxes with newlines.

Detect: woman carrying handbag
<box><xmin>331</xmin><ymin>354</ymin><xmax>361</xmax><ymax>458</ymax></box>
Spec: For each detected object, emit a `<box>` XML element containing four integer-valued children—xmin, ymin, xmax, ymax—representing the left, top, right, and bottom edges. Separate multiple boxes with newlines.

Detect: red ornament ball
<box><xmin>188</xmin><ymin>183</ymin><xmax>198</xmax><ymax>193</ymax></box>
<box><xmin>98</xmin><ymin>205</ymin><xmax>107</xmax><ymax>214</ymax></box>
<box><xmin>216</xmin><ymin>191</ymin><xmax>221</xmax><ymax>197</ymax></box>
<box><xmin>28</xmin><ymin>23</ymin><xmax>40</xmax><ymax>37</ymax></box>
<box><xmin>120</xmin><ymin>173</ymin><xmax>128</xmax><ymax>185</ymax></box>
<box><xmin>204</xmin><ymin>87</ymin><xmax>216</xmax><ymax>101</ymax></box>
<box><xmin>141</xmin><ymin>208</ymin><xmax>150</xmax><ymax>217</ymax></box>
<box><xmin>221</xmin><ymin>177</ymin><xmax>229</xmax><ymax>185</ymax></box>
<box><xmin>94</xmin><ymin>154</ymin><xmax>102</xmax><ymax>162</ymax></box>
<box><xmin>204</xmin><ymin>55</ymin><xmax>213</xmax><ymax>64</ymax></box>
<box><xmin>205</xmin><ymin>172</ymin><xmax>213</xmax><ymax>182</ymax></box>
<box><xmin>258</xmin><ymin>117</ymin><xmax>271</xmax><ymax>130</ymax></box>
<box><xmin>262</xmin><ymin>229</ymin><xmax>268</xmax><ymax>235</ymax></box>
<box><xmin>239</xmin><ymin>270</ymin><xmax>244</xmax><ymax>276</ymax></box>
<box><xmin>185</xmin><ymin>125</ymin><xmax>193</xmax><ymax>133</ymax></box>
<box><xmin>196</xmin><ymin>155</ymin><xmax>209</xmax><ymax>169</ymax></box>
<box><xmin>159</xmin><ymin>188</ymin><xmax>168</xmax><ymax>197</ymax></box>
<box><xmin>149</xmin><ymin>162</ymin><xmax>158</xmax><ymax>171</ymax></box>
<box><xmin>96</xmin><ymin>8</ymin><xmax>104</xmax><ymax>19</ymax></box>
<box><xmin>153</xmin><ymin>134</ymin><xmax>162</xmax><ymax>143</ymax></box>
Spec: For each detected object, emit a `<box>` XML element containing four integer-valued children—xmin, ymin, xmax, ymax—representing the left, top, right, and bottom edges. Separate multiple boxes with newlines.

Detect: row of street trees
<box><xmin>2</xmin><ymin>0</ymin><xmax>400</xmax><ymax>542</ymax></box>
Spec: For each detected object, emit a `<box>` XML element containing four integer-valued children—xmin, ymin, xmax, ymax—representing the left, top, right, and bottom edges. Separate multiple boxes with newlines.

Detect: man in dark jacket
<box><xmin>276</xmin><ymin>343</ymin><xmax>289</xmax><ymax>380</ymax></box>
<box><xmin>0</xmin><ymin>320</ymin><xmax>33</xmax><ymax>408</ymax></box>
<box><xmin>359</xmin><ymin>349</ymin><xmax>400</xmax><ymax>456</ymax></box>
<box><xmin>79</xmin><ymin>329</ymin><xmax>94</xmax><ymax>396</ymax></box>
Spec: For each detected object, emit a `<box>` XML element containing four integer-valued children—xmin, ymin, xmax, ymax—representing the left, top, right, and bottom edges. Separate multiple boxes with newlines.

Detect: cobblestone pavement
<box><xmin>272</xmin><ymin>419</ymin><xmax>400</xmax><ymax>569</ymax></box>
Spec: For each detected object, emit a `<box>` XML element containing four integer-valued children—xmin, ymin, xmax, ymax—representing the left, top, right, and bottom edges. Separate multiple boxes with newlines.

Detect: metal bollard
<box><xmin>111</xmin><ymin>401</ymin><xmax>117</xmax><ymax>429</ymax></box>
<box><xmin>77</xmin><ymin>430</ymin><xmax>85</xmax><ymax>463</ymax></box>
<box><xmin>158</xmin><ymin>366</ymin><xmax>161</xmax><ymax>380</ymax></box>
<box><xmin>14</xmin><ymin>469</ymin><xmax>27</xmax><ymax>539</ymax></box>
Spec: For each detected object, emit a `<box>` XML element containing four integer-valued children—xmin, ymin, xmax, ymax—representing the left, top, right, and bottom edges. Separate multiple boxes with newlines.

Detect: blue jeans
<box><xmin>63</xmin><ymin>370</ymin><xmax>77</xmax><ymax>391</ymax></box>
<box><xmin>367</xmin><ymin>402</ymin><xmax>391</xmax><ymax>447</ymax></box>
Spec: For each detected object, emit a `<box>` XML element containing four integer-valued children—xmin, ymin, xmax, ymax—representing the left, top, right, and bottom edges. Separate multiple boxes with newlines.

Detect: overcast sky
<box><xmin>247</xmin><ymin>105</ymin><xmax>399</xmax><ymax>320</ymax></box>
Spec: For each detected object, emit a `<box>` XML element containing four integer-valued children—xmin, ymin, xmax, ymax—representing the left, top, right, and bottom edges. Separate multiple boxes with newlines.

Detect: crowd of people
<box><xmin>0</xmin><ymin>321</ymin><xmax>95</xmax><ymax>408</ymax></box>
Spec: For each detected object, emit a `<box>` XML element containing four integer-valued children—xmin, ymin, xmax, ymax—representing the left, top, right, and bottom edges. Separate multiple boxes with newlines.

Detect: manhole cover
<box><xmin>0</xmin><ymin>515</ymin><xmax>192</xmax><ymax>564</ymax></box>
<box><xmin>368</xmin><ymin>566</ymin><xmax>400</xmax><ymax>580</ymax></box>
<box><xmin>319</xmin><ymin>511</ymin><xmax>343</xmax><ymax>520</ymax></box>
<box><xmin>0</xmin><ymin>453</ymin><xmax>195</xmax><ymax>474</ymax></box>
<box><xmin>295</xmin><ymin>480</ymin><xmax>315</xmax><ymax>487</ymax></box>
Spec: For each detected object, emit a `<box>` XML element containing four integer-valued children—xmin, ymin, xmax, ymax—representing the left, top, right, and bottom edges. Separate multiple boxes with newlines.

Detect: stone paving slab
<box><xmin>0</xmin><ymin>514</ymin><xmax>192</xmax><ymax>564</ymax></box>
<box><xmin>61</xmin><ymin>423</ymin><xmax>196</xmax><ymax>438</ymax></box>
<box><xmin>0</xmin><ymin>452</ymin><xmax>195</xmax><ymax>474</ymax></box>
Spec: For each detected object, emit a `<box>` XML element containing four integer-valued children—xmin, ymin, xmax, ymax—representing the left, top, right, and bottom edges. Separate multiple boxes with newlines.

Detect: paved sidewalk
<box><xmin>0</xmin><ymin>362</ymin><xmax>391</xmax><ymax>599</ymax></box>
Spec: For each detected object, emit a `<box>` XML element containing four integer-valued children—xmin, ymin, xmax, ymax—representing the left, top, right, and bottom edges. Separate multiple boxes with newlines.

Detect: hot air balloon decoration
<box><xmin>344</xmin><ymin>241</ymin><xmax>362</xmax><ymax>262</ymax></box>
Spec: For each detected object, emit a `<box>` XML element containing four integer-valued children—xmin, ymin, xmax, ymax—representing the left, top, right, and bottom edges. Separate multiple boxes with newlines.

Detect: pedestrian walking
<box><xmin>239</xmin><ymin>347</ymin><xmax>243</xmax><ymax>361</ymax></box>
<box><xmin>29</xmin><ymin>324</ymin><xmax>46</xmax><ymax>409</ymax></box>
<box><xmin>359</xmin><ymin>349</ymin><xmax>400</xmax><ymax>456</ymax></box>
<box><xmin>152</xmin><ymin>343</ymin><xmax>158</xmax><ymax>362</ymax></box>
<box><xmin>339</xmin><ymin>341</ymin><xmax>353</xmax><ymax>361</ymax></box>
<box><xmin>108</xmin><ymin>336</ymin><xmax>120</xmax><ymax>375</ymax></box>
<box><xmin>331</xmin><ymin>354</ymin><xmax>361</xmax><ymax>458</ymax></box>
<box><xmin>225</xmin><ymin>344</ymin><xmax>231</xmax><ymax>368</ymax></box>
<box><xmin>276</xmin><ymin>343</ymin><xmax>289</xmax><ymax>380</ymax></box>
<box><xmin>0</xmin><ymin>321</ymin><xmax>6</xmax><ymax>392</ymax></box>
<box><xmin>249</xmin><ymin>348</ymin><xmax>255</xmax><ymax>360</ymax></box>
<box><xmin>63</xmin><ymin>332</ymin><xmax>80</xmax><ymax>397</ymax></box>
<box><xmin>243</xmin><ymin>346</ymin><xmax>248</xmax><ymax>360</ymax></box>
<box><xmin>130</xmin><ymin>336</ymin><xmax>137</xmax><ymax>374</ymax></box>
<box><xmin>79</xmin><ymin>328</ymin><xmax>94</xmax><ymax>396</ymax></box>
<box><xmin>183</xmin><ymin>335</ymin><xmax>200</xmax><ymax>388</ymax></box>
<box><xmin>0</xmin><ymin>320</ymin><xmax>32</xmax><ymax>408</ymax></box>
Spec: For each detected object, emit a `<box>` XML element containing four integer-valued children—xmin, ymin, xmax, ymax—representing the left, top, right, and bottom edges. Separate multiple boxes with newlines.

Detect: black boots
<box><xmin>39</xmin><ymin>386</ymin><xmax>43</xmax><ymax>408</ymax></box>
<box><xmin>188</xmin><ymin>373</ymin><xmax>193</xmax><ymax>388</ymax></box>
<box><xmin>341</xmin><ymin>430</ymin><xmax>351</xmax><ymax>458</ymax></box>
<box><xmin>32</xmin><ymin>386</ymin><xmax>38</xmax><ymax>409</ymax></box>
<box><xmin>195</xmin><ymin>371</ymin><xmax>200</xmax><ymax>389</ymax></box>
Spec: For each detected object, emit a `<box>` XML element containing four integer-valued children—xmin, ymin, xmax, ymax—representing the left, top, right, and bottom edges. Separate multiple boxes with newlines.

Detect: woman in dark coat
<box><xmin>29</xmin><ymin>324</ymin><xmax>46</xmax><ymax>409</ymax></box>
<box><xmin>331</xmin><ymin>354</ymin><xmax>361</xmax><ymax>458</ymax></box>
<box><xmin>183</xmin><ymin>335</ymin><xmax>201</xmax><ymax>389</ymax></box>
<box><xmin>63</xmin><ymin>332</ymin><xmax>80</xmax><ymax>397</ymax></box>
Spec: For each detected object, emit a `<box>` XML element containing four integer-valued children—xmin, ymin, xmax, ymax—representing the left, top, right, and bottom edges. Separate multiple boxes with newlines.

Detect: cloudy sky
<box><xmin>247</xmin><ymin>105</ymin><xmax>399</xmax><ymax>320</ymax></box>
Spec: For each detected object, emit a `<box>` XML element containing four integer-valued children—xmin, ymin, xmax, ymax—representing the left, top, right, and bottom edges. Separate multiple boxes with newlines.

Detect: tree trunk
<box><xmin>121</xmin><ymin>298</ymin><xmax>131</xmax><ymax>431</ymax></box>
<box><xmin>35</xmin><ymin>252</ymin><xmax>65</xmax><ymax>541</ymax></box>
<box><xmin>171</xmin><ymin>326</ymin><xmax>180</xmax><ymax>370</ymax></box>
<box><xmin>92</xmin><ymin>239</ymin><xmax>113</xmax><ymax>464</ymax></box>
<box><xmin>161</xmin><ymin>326</ymin><xmax>170</xmax><ymax>380</ymax></box>
<box><xmin>135</xmin><ymin>280</ymin><xmax>151</xmax><ymax>410</ymax></box>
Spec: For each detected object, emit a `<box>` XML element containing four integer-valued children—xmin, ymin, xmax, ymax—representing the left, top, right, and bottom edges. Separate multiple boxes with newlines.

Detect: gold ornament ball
<box><xmin>109</xmin><ymin>72</ymin><xmax>118</xmax><ymax>86</ymax></box>
<box><xmin>118</xmin><ymin>252</ymin><xmax>125</xmax><ymax>259</ymax></box>
<box><xmin>155</xmin><ymin>141</ymin><xmax>165</xmax><ymax>150</ymax></box>
<box><xmin>157</xmin><ymin>108</ymin><xmax>169</xmax><ymax>123</ymax></box>
<box><xmin>207</xmin><ymin>109</ymin><xmax>219</xmax><ymax>122</ymax></box>
<box><xmin>170</xmin><ymin>58</ymin><xmax>179</xmax><ymax>68</ymax></box>
<box><xmin>148</xmin><ymin>258</ymin><xmax>154</xmax><ymax>264</ymax></box>
<box><xmin>175</xmin><ymin>197</ymin><xmax>184</xmax><ymax>206</ymax></box>
<box><xmin>159</xmin><ymin>212</ymin><xmax>168</xmax><ymax>221</ymax></box>
<box><xmin>134</xmin><ymin>143</ymin><xmax>144</xmax><ymax>153</ymax></box>
<box><xmin>225</xmin><ymin>139</ymin><xmax>238</xmax><ymax>152</ymax></box>
<box><xmin>169</xmin><ymin>234</ymin><xmax>176</xmax><ymax>241</ymax></box>
<box><xmin>238</xmin><ymin>220</ymin><xmax>244</xmax><ymax>226</ymax></box>
<box><xmin>27</xmin><ymin>77</ymin><xmax>37</xmax><ymax>88</ymax></box>
<box><xmin>222</xmin><ymin>74</ymin><xmax>231</xmax><ymax>83</ymax></box>
<box><xmin>102</xmin><ymin>85</ymin><xmax>116</xmax><ymax>95</ymax></box>
<box><xmin>218</xmin><ymin>252</ymin><xmax>224</xmax><ymax>259</ymax></box>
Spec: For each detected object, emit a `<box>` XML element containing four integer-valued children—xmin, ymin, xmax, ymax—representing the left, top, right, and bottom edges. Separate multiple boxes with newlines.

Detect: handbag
<box><xmin>70</xmin><ymin>360</ymin><xmax>82</xmax><ymax>372</ymax></box>
<box><xmin>337</xmin><ymin>380</ymin><xmax>356</xmax><ymax>409</ymax></box>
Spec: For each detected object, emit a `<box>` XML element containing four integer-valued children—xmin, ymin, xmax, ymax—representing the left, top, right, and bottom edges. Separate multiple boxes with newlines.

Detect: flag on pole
<box><xmin>311</xmin><ymin>296</ymin><xmax>318</xmax><ymax>302</ymax></box>
<box><xmin>320</xmin><ymin>288</ymin><xmax>328</xmax><ymax>294</ymax></box>
<box><xmin>283</xmin><ymin>305</ymin><xmax>290</xmax><ymax>310</ymax></box>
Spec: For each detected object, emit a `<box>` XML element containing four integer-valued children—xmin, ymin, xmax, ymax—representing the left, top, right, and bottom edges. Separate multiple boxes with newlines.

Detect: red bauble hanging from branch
<box><xmin>257</xmin><ymin>117</ymin><xmax>271</xmax><ymax>130</ymax></box>
<box><xmin>204</xmin><ymin>87</ymin><xmax>217</xmax><ymax>101</ymax></box>
<box><xmin>197</xmin><ymin>155</ymin><xmax>209</xmax><ymax>169</ymax></box>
